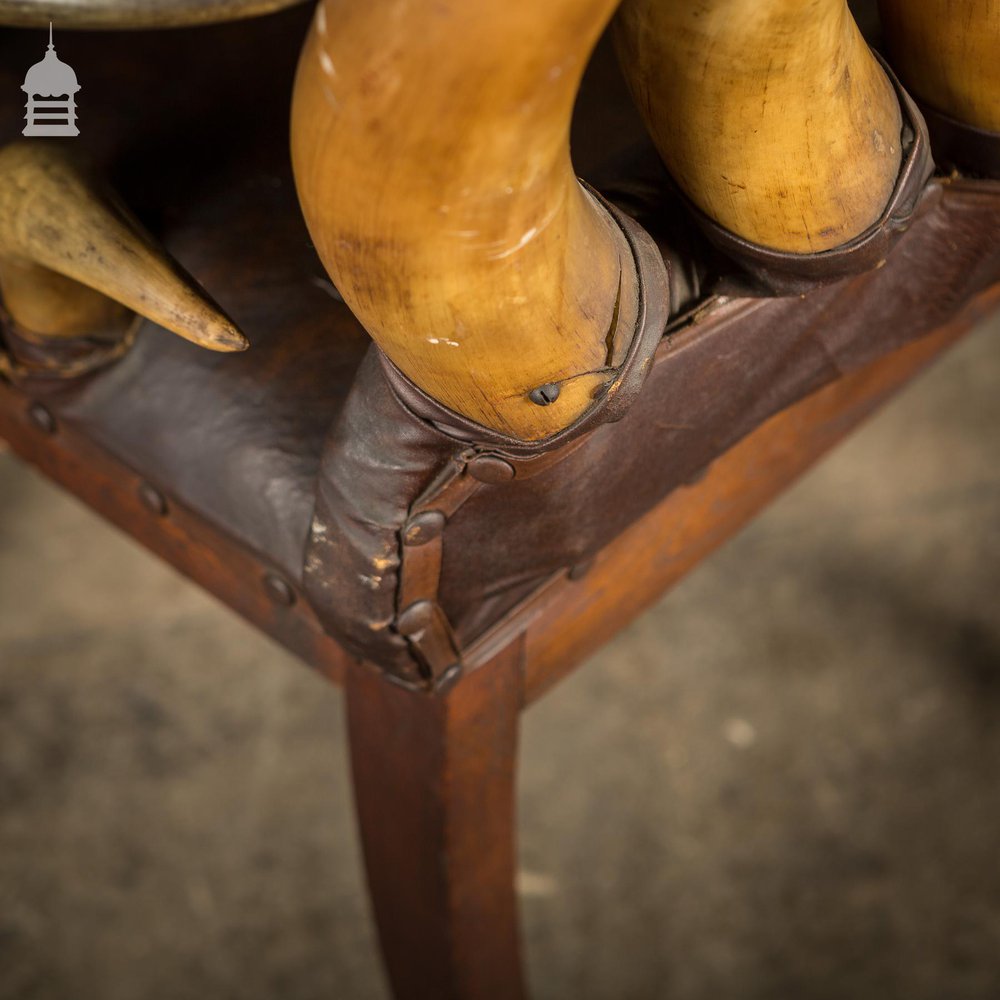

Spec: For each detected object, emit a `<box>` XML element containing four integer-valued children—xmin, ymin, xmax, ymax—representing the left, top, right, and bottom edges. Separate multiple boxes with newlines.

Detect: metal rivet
<box><xmin>403</xmin><ymin>510</ymin><xmax>446</xmax><ymax>546</ymax></box>
<box><xmin>396</xmin><ymin>600</ymin><xmax>434</xmax><ymax>637</ymax></box>
<box><xmin>528</xmin><ymin>382</ymin><xmax>561</xmax><ymax>406</ymax></box>
<box><xmin>467</xmin><ymin>454</ymin><xmax>516</xmax><ymax>484</ymax></box>
<box><xmin>27</xmin><ymin>402</ymin><xmax>56</xmax><ymax>434</ymax></box>
<box><xmin>263</xmin><ymin>573</ymin><xmax>296</xmax><ymax>607</ymax></box>
<box><xmin>137</xmin><ymin>482</ymin><xmax>168</xmax><ymax>516</ymax></box>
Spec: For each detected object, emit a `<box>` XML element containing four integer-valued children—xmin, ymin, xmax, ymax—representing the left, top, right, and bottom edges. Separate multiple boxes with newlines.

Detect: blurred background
<box><xmin>1</xmin><ymin>313</ymin><xmax>998</xmax><ymax>999</ymax></box>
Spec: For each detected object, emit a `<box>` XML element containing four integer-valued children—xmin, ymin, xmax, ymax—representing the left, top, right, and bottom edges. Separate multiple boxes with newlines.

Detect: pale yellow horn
<box><xmin>879</xmin><ymin>0</ymin><xmax>1000</xmax><ymax>132</ymax></box>
<box><xmin>614</xmin><ymin>0</ymin><xmax>903</xmax><ymax>253</ymax></box>
<box><xmin>291</xmin><ymin>0</ymin><xmax>640</xmax><ymax>440</ymax></box>
<box><xmin>0</xmin><ymin>142</ymin><xmax>247</xmax><ymax>352</ymax></box>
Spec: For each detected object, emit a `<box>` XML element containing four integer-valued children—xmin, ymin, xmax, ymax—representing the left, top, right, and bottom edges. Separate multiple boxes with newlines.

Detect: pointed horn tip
<box><xmin>170</xmin><ymin>320</ymin><xmax>248</xmax><ymax>353</ymax></box>
<box><xmin>203</xmin><ymin>325</ymin><xmax>250</xmax><ymax>353</ymax></box>
<box><xmin>178</xmin><ymin>307</ymin><xmax>249</xmax><ymax>353</ymax></box>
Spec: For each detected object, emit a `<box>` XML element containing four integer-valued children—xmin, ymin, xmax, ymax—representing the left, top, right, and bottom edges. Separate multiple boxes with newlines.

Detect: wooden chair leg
<box><xmin>345</xmin><ymin>643</ymin><xmax>527</xmax><ymax>1000</ymax></box>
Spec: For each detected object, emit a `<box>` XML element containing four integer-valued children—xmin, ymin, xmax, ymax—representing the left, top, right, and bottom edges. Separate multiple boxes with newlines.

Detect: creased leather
<box><xmin>0</xmin><ymin>9</ymin><xmax>368</xmax><ymax>582</ymax></box>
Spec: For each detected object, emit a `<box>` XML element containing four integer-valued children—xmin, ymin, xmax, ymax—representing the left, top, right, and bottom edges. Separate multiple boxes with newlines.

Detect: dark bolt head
<box><xmin>263</xmin><ymin>573</ymin><xmax>296</xmax><ymax>607</ymax></box>
<box><xmin>528</xmin><ymin>382</ymin><xmax>561</xmax><ymax>406</ymax></box>
<box><xmin>27</xmin><ymin>402</ymin><xmax>56</xmax><ymax>434</ymax></box>
<box><xmin>137</xmin><ymin>482</ymin><xmax>168</xmax><ymax>516</ymax></box>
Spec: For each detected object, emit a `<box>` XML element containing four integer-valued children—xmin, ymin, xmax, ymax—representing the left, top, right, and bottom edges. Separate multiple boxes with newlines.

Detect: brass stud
<box><xmin>263</xmin><ymin>573</ymin><xmax>296</xmax><ymax>607</ymax></box>
<box><xmin>137</xmin><ymin>482</ymin><xmax>168</xmax><ymax>516</ymax></box>
<box><xmin>403</xmin><ymin>510</ymin><xmax>446</xmax><ymax>546</ymax></box>
<box><xmin>27</xmin><ymin>402</ymin><xmax>56</xmax><ymax>434</ymax></box>
<box><xmin>467</xmin><ymin>454</ymin><xmax>516</xmax><ymax>484</ymax></box>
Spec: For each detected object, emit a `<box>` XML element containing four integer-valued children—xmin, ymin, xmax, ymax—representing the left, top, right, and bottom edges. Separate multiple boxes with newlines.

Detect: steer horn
<box><xmin>614</xmin><ymin>0</ymin><xmax>903</xmax><ymax>254</ymax></box>
<box><xmin>291</xmin><ymin>0</ymin><xmax>647</xmax><ymax>440</ymax></box>
<box><xmin>0</xmin><ymin>141</ymin><xmax>247</xmax><ymax>352</ymax></box>
<box><xmin>879</xmin><ymin>0</ymin><xmax>1000</xmax><ymax>133</ymax></box>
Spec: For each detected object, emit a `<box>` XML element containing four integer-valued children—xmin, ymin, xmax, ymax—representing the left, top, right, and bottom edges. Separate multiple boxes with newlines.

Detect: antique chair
<box><xmin>1</xmin><ymin>0</ymin><xmax>998</xmax><ymax>996</ymax></box>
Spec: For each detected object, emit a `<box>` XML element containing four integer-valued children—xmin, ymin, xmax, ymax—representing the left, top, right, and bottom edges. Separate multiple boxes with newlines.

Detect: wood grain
<box><xmin>2</xmin><ymin>306</ymin><xmax>989</xmax><ymax>704</ymax></box>
<box><xmin>0</xmin><ymin>382</ymin><xmax>349</xmax><ymax>687</ymax></box>
<box><xmin>347</xmin><ymin>643</ymin><xmax>526</xmax><ymax>999</ymax></box>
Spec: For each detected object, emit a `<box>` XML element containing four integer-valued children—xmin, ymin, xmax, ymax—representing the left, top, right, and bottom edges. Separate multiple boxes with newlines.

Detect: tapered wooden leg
<box><xmin>346</xmin><ymin>643</ymin><xmax>527</xmax><ymax>1000</ymax></box>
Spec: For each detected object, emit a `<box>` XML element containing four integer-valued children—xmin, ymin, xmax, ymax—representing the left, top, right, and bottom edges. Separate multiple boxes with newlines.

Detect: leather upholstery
<box><xmin>305</xmin><ymin>178</ymin><xmax>1000</xmax><ymax>680</ymax></box>
<box><xmin>0</xmin><ymin>9</ymin><xmax>369</xmax><ymax>578</ymax></box>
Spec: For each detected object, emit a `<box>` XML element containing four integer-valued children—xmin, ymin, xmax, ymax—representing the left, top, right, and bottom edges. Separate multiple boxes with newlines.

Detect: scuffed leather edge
<box><xmin>302</xmin><ymin>194</ymin><xmax>670</xmax><ymax>686</ymax></box>
<box><xmin>690</xmin><ymin>53</ymin><xmax>934</xmax><ymax>296</ymax></box>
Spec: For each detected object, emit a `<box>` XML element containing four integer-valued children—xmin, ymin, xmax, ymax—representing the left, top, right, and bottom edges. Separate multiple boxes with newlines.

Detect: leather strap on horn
<box><xmin>303</xmin><ymin>200</ymin><xmax>669</xmax><ymax>686</ymax></box>
<box><xmin>690</xmin><ymin>57</ymin><xmax>934</xmax><ymax>295</ymax></box>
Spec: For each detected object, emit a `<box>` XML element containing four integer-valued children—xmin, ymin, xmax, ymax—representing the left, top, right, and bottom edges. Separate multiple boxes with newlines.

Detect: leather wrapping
<box><xmin>0</xmin><ymin>310</ymin><xmax>137</xmax><ymax>389</ymax></box>
<box><xmin>692</xmin><ymin>56</ymin><xmax>934</xmax><ymax>295</ymax></box>
<box><xmin>303</xmin><ymin>196</ymin><xmax>671</xmax><ymax>681</ymax></box>
<box><xmin>917</xmin><ymin>101</ymin><xmax>1000</xmax><ymax>180</ymax></box>
<box><xmin>304</xmin><ymin>176</ymin><xmax>1000</xmax><ymax>682</ymax></box>
<box><xmin>301</xmin><ymin>65</ymin><xmax>944</xmax><ymax>682</ymax></box>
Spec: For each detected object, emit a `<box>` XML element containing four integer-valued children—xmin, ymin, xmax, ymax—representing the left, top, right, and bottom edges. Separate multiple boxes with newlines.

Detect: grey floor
<box><xmin>1</xmin><ymin>315</ymin><xmax>998</xmax><ymax>1000</ymax></box>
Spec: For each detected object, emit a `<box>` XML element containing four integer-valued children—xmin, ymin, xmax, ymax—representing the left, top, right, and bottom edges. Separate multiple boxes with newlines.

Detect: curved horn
<box><xmin>291</xmin><ymin>0</ymin><xmax>641</xmax><ymax>440</ymax></box>
<box><xmin>879</xmin><ymin>0</ymin><xmax>1000</xmax><ymax>132</ymax></box>
<box><xmin>0</xmin><ymin>142</ymin><xmax>247</xmax><ymax>352</ymax></box>
<box><xmin>614</xmin><ymin>0</ymin><xmax>902</xmax><ymax>253</ymax></box>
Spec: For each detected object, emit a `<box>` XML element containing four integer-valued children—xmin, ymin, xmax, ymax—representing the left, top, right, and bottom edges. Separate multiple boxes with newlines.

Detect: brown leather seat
<box><xmin>3</xmin><ymin>9</ymin><xmax>998</xmax><ymax>681</ymax></box>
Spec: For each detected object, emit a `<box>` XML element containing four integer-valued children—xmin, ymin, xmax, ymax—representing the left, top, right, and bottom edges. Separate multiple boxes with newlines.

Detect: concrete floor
<box><xmin>1</xmin><ymin>316</ymin><xmax>998</xmax><ymax>1000</ymax></box>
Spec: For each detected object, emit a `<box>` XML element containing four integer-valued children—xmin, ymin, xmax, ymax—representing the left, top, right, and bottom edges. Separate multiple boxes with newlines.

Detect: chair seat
<box><xmin>2</xmin><ymin>9</ymin><xmax>999</xmax><ymax>667</ymax></box>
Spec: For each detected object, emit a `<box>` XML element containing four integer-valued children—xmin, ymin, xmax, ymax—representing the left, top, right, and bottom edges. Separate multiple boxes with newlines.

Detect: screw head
<box><xmin>27</xmin><ymin>402</ymin><xmax>56</xmax><ymax>434</ymax></box>
<box><xmin>528</xmin><ymin>382</ymin><xmax>561</xmax><ymax>406</ymax></box>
